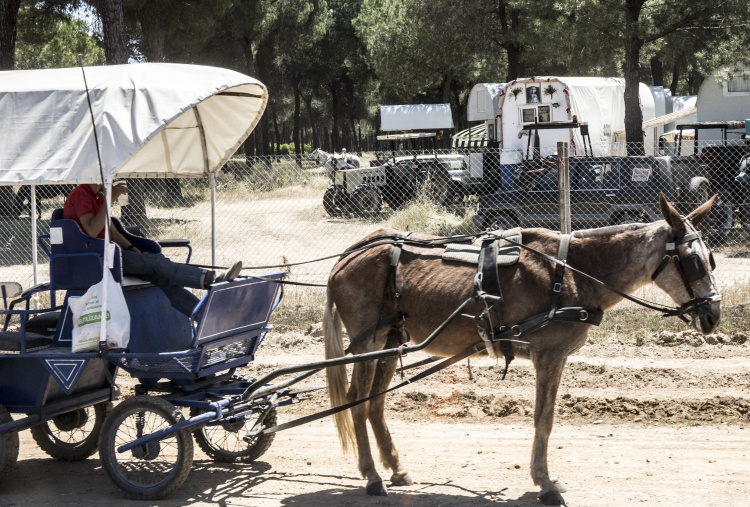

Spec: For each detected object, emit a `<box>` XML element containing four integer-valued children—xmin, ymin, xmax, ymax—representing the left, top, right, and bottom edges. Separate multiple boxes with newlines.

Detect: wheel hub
<box><xmin>52</xmin><ymin>408</ymin><xmax>88</xmax><ymax>431</ymax></box>
<box><xmin>131</xmin><ymin>442</ymin><xmax>161</xmax><ymax>460</ymax></box>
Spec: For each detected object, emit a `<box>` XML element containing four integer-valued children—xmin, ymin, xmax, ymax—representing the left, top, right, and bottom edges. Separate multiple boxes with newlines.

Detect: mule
<box><xmin>311</xmin><ymin>148</ymin><xmax>361</xmax><ymax>179</ymax></box>
<box><xmin>324</xmin><ymin>195</ymin><xmax>721</xmax><ymax>505</ymax></box>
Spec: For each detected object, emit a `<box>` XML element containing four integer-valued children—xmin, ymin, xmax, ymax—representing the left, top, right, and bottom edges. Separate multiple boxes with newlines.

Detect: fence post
<box><xmin>557</xmin><ymin>141</ymin><xmax>571</xmax><ymax>234</ymax></box>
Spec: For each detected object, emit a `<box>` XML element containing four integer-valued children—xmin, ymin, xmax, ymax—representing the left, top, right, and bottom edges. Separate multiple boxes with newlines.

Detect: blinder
<box><xmin>681</xmin><ymin>253</ymin><xmax>707</xmax><ymax>283</ymax></box>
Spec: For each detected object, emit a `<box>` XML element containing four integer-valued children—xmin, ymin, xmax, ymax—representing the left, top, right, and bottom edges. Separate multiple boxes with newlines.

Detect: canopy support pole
<box><xmin>192</xmin><ymin>105</ymin><xmax>215</xmax><ymax>266</ymax></box>
<box><xmin>31</xmin><ymin>185</ymin><xmax>38</xmax><ymax>286</ymax></box>
<box><xmin>210</xmin><ymin>172</ymin><xmax>216</xmax><ymax>266</ymax></box>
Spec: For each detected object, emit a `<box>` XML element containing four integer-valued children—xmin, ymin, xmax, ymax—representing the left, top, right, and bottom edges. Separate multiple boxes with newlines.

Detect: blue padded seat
<box><xmin>0</xmin><ymin>331</ymin><xmax>53</xmax><ymax>352</ymax></box>
<box><xmin>48</xmin><ymin>209</ymin><xmax>163</xmax><ymax>291</ymax></box>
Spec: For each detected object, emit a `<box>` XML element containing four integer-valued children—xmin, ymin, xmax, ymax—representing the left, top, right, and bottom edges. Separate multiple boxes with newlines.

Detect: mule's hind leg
<box><xmin>531</xmin><ymin>351</ymin><xmax>569</xmax><ymax>506</ymax></box>
<box><xmin>368</xmin><ymin>354</ymin><xmax>413</xmax><ymax>488</ymax></box>
<box><xmin>347</xmin><ymin>360</ymin><xmax>388</xmax><ymax>495</ymax></box>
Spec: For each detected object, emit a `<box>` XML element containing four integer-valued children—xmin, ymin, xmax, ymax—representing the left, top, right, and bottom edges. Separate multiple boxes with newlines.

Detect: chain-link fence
<box><xmin>2</xmin><ymin>140</ymin><xmax>749</xmax><ymax>307</ymax></box>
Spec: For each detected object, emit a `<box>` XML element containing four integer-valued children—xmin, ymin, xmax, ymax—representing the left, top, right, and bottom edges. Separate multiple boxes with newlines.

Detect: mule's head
<box><xmin>653</xmin><ymin>194</ymin><xmax>721</xmax><ymax>334</ymax></box>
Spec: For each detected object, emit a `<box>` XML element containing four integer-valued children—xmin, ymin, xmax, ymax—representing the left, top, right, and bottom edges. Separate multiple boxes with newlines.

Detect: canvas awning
<box><xmin>380</xmin><ymin>104</ymin><xmax>454</xmax><ymax>132</ymax></box>
<box><xmin>0</xmin><ymin>63</ymin><xmax>268</xmax><ymax>185</ymax></box>
<box><xmin>452</xmin><ymin>124</ymin><xmax>487</xmax><ymax>148</ymax></box>
<box><xmin>613</xmin><ymin>106</ymin><xmax>697</xmax><ymax>136</ymax></box>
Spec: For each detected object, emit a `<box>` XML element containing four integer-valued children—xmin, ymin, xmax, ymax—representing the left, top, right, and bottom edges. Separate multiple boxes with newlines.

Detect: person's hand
<box><xmin>112</xmin><ymin>181</ymin><xmax>128</xmax><ymax>202</ymax></box>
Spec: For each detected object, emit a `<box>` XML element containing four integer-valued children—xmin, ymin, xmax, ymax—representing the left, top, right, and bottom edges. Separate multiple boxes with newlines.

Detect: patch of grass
<box><xmin>386</xmin><ymin>197</ymin><xmax>477</xmax><ymax>237</ymax></box>
<box><xmin>269</xmin><ymin>286</ymin><xmax>327</xmax><ymax>331</ymax></box>
<box><xmin>590</xmin><ymin>301</ymin><xmax>750</xmax><ymax>341</ymax></box>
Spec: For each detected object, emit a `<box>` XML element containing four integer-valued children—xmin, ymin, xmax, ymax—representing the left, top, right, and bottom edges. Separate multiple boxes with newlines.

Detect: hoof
<box><xmin>366</xmin><ymin>481</ymin><xmax>388</xmax><ymax>496</ymax></box>
<box><xmin>539</xmin><ymin>490</ymin><xmax>565</xmax><ymax>505</ymax></box>
<box><xmin>551</xmin><ymin>479</ymin><xmax>567</xmax><ymax>494</ymax></box>
<box><xmin>390</xmin><ymin>471</ymin><xmax>413</xmax><ymax>486</ymax></box>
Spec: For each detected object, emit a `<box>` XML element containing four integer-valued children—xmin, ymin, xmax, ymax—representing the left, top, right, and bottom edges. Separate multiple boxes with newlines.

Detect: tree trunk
<box><xmin>623</xmin><ymin>0</ymin><xmax>645</xmax><ymax>155</ymax></box>
<box><xmin>650</xmin><ymin>54</ymin><xmax>664</xmax><ymax>87</ymax></box>
<box><xmin>137</xmin><ymin>3</ymin><xmax>163</xmax><ymax>63</ymax></box>
<box><xmin>100</xmin><ymin>0</ymin><xmax>128</xmax><ymax>65</ymax></box>
<box><xmin>0</xmin><ymin>0</ymin><xmax>20</xmax><ymax>70</ymax></box>
<box><xmin>272</xmin><ymin>103</ymin><xmax>281</xmax><ymax>155</ymax></box>
<box><xmin>292</xmin><ymin>75</ymin><xmax>301</xmax><ymax>161</ymax></box>
<box><xmin>303</xmin><ymin>95</ymin><xmax>317</xmax><ymax>150</ymax></box>
<box><xmin>669</xmin><ymin>59</ymin><xmax>681</xmax><ymax>96</ymax></box>
<box><xmin>330</xmin><ymin>85</ymin><xmax>340</xmax><ymax>153</ymax></box>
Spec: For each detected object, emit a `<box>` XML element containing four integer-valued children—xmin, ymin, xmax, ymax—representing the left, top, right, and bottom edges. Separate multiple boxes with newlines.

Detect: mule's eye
<box><xmin>709</xmin><ymin>252</ymin><xmax>716</xmax><ymax>270</ymax></box>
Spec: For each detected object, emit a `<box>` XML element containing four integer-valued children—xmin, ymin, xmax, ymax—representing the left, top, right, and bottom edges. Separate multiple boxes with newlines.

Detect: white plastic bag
<box><xmin>69</xmin><ymin>271</ymin><xmax>130</xmax><ymax>353</ymax></box>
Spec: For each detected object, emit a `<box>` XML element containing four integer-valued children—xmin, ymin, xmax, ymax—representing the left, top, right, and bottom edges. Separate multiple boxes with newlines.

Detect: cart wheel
<box><xmin>0</xmin><ymin>404</ymin><xmax>19</xmax><ymax>482</ymax></box>
<box><xmin>30</xmin><ymin>402</ymin><xmax>111</xmax><ymax>461</ymax></box>
<box><xmin>99</xmin><ymin>396</ymin><xmax>193</xmax><ymax>500</ymax></box>
<box><xmin>191</xmin><ymin>406</ymin><xmax>277</xmax><ymax>463</ymax></box>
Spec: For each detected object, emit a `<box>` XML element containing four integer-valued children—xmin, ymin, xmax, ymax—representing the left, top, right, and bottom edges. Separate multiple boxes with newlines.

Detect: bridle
<box><xmin>651</xmin><ymin>218</ymin><xmax>721</xmax><ymax>321</ymax></box>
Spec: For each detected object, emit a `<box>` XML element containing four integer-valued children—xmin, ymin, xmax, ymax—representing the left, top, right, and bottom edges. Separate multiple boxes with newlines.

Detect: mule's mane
<box><xmin>572</xmin><ymin>222</ymin><xmax>655</xmax><ymax>239</ymax></box>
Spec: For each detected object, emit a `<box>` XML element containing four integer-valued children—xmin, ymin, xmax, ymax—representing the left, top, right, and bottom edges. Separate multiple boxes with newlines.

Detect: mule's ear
<box><xmin>659</xmin><ymin>193</ymin><xmax>686</xmax><ymax>235</ymax></box>
<box><xmin>687</xmin><ymin>194</ymin><xmax>718</xmax><ymax>227</ymax></box>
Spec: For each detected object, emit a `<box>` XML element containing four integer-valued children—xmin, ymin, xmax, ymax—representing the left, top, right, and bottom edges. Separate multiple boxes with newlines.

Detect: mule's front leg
<box><xmin>348</xmin><ymin>360</ymin><xmax>388</xmax><ymax>495</ymax></box>
<box><xmin>531</xmin><ymin>352</ymin><xmax>568</xmax><ymax>505</ymax></box>
<box><xmin>368</xmin><ymin>355</ymin><xmax>413</xmax><ymax>488</ymax></box>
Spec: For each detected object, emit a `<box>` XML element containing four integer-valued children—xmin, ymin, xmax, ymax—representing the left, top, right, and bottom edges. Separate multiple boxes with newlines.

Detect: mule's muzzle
<box><xmin>693</xmin><ymin>300</ymin><xmax>721</xmax><ymax>335</ymax></box>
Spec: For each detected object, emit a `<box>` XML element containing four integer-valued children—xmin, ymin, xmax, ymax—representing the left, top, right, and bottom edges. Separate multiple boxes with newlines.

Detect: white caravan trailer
<box><xmin>466</xmin><ymin>83</ymin><xmax>506</xmax><ymax>145</ymax></box>
<box><xmin>695</xmin><ymin>66</ymin><xmax>750</xmax><ymax>143</ymax></box>
<box><xmin>497</xmin><ymin>77</ymin><xmax>657</xmax><ymax>157</ymax></box>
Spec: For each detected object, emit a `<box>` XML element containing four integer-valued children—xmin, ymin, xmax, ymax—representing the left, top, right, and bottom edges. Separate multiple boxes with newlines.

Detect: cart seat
<box><xmin>0</xmin><ymin>331</ymin><xmax>53</xmax><ymax>352</ymax></box>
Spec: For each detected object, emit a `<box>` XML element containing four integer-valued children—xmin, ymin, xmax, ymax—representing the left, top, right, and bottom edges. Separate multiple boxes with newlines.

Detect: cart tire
<box><xmin>30</xmin><ymin>402</ymin><xmax>111</xmax><ymax>461</ymax></box>
<box><xmin>191</xmin><ymin>406</ymin><xmax>277</xmax><ymax>463</ymax></box>
<box><xmin>99</xmin><ymin>396</ymin><xmax>193</xmax><ymax>500</ymax></box>
<box><xmin>0</xmin><ymin>404</ymin><xmax>19</xmax><ymax>482</ymax></box>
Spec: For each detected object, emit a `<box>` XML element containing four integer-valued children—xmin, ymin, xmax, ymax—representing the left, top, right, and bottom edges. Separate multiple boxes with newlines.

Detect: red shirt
<box><xmin>63</xmin><ymin>185</ymin><xmax>106</xmax><ymax>239</ymax></box>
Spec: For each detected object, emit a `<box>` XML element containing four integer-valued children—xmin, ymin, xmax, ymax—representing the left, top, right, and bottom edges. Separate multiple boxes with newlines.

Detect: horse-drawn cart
<box><xmin>0</xmin><ymin>64</ymin><xmax>724</xmax><ymax>505</ymax></box>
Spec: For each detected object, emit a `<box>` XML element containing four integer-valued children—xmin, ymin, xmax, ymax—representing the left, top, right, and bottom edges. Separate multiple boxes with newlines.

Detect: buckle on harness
<box><xmin>511</xmin><ymin>325</ymin><xmax>522</xmax><ymax>337</ymax></box>
<box><xmin>579</xmin><ymin>309</ymin><xmax>589</xmax><ymax>321</ymax></box>
<box><xmin>553</xmin><ymin>282</ymin><xmax>562</xmax><ymax>293</ymax></box>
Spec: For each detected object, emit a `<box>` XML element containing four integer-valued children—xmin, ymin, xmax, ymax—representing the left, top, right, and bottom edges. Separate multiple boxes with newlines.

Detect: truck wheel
<box><xmin>488</xmin><ymin>214</ymin><xmax>518</xmax><ymax>232</ymax></box>
<box><xmin>351</xmin><ymin>184</ymin><xmax>382</xmax><ymax>216</ymax></box>
<box><xmin>415</xmin><ymin>167</ymin><xmax>450</xmax><ymax>206</ymax></box>
<box><xmin>323</xmin><ymin>185</ymin><xmax>348</xmax><ymax>216</ymax></box>
<box><xmin>0</xmin><ymin>404</ymin><xmax>19</xmax><ymax>483</ymax></box>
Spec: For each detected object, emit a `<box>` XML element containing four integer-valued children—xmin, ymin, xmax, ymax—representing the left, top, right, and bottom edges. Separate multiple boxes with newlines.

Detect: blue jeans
<box><xmin>121</xmin><ymin>251</ymin><xmax>205</xmax><ymax>317</ymax></box>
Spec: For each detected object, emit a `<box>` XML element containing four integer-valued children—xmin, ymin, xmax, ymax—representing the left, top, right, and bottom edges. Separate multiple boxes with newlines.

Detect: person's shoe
<box><xmin>211</xmin><ymin>261</ymin><xmax>243</xmax><ymax>286</ymax></box>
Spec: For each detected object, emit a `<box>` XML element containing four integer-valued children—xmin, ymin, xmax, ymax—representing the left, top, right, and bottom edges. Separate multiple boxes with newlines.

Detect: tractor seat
<box><xmin>0</xmin><ymin>331</ymin><xmax>53</xmax><ymax>352</ymax></box>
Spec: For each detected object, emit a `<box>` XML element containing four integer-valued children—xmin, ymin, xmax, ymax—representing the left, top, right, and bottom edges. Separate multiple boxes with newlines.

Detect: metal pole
<box><xmin>210</xmin><ymin>172</ymin><xmax>216</xmax><ymax>267</ymax></box>
<box><xmin>30</xmin><ymin>185</ymin><xmax>38</xmax><ymax>285</ymax></box>
<box><xmin>557</xmin><ymin>141</ymin><xmax>571</xmax><ymax>234</ymax></box>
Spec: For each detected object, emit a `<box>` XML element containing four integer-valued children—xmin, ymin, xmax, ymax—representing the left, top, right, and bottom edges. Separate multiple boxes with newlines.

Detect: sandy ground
<box><xmin>2</xmin><ymin>190</ymin><xmax>750</xmax><ymax>505</ymax></box>
<box><xmin>3</xmin><ymin>329</ymin><xmax>749</xmax><ymax>506</ymax></box>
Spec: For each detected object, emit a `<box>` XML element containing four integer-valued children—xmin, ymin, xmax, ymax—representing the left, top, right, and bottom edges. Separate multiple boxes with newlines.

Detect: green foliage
<box><xmin>277</xmin><ymin>143</ymin><xmax>312</xmax><ymax>155</ymax></box>
<box><xmin>15</xmin><ymin>6</ymin><xmax>104</xmax><ymax>69</ymax></box>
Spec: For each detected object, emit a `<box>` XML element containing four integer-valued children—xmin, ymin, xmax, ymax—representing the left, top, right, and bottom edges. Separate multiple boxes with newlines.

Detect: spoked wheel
<box><xmin>191</xmin><ymin>406</ymin><xmax>277</xmax><ymax>463</ymax></box>
<box><xmin>30</xmin><ymin>402</ymin><xmax>111</xmax><ymax>461</ymax></box>
<box><xmin>0</xmin><ymin>404</ymin><xmax>19</xmax><ymax>482</ymax></box>
<box><xmin>99</xmin><ymin>396</ymin><xmax>194</xmax><ymax>500</ymax></box>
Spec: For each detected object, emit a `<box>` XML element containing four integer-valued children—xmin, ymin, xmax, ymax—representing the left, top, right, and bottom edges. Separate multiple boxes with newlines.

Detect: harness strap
<box><xmin>477</xmin><ymin>238</ymin><xmax>514</xmax><ymax>374</ymax></box>
<box><xmin>550</xmin><ymin>234</ymin><xmax>571</xmax><ymax>311</ymax></box>
<box><xmin>371</xmin><ymin>232</ymin><xmax>411</xmax><ymax>345</ymax></box>
<box><xmin>262</xmin><ymin>341</ymin><xmax>486</xmax><ymax>435</ymax></box>
<box><xmin>494</xmin><ymin>306</ymin><xmax>603</xmax><ymax>341</ymax></box>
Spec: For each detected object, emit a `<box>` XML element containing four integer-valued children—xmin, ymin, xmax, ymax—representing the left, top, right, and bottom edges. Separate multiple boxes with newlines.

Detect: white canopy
<box><xmin>380</xmin><ymin>104</ymin><xmax>454</xmax><ymax>131</ymax></box>
<box><xmin>0</xmin><ymin>63</ymin><xmax>268</xmax><ymax>185</ymax></box>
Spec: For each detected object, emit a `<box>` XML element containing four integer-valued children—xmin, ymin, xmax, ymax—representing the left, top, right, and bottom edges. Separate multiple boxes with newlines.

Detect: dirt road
<box><xmin>3</xmin><ymin>328</ymin><xmax>749</xmax><ymax>506</ymax></box>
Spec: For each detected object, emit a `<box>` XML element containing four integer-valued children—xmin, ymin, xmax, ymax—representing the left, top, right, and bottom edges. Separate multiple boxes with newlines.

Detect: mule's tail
<box><xmin>323</xmin><ymin>288</ymin><xmax>356</xmax><ymax>453</ymax></box>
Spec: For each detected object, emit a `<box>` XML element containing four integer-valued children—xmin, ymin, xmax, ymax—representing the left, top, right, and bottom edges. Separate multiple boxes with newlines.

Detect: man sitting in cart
<box><xmin>64</xmin><ymin>182</ymin><xmax>242</xmax><ymax>316</ymax></box>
